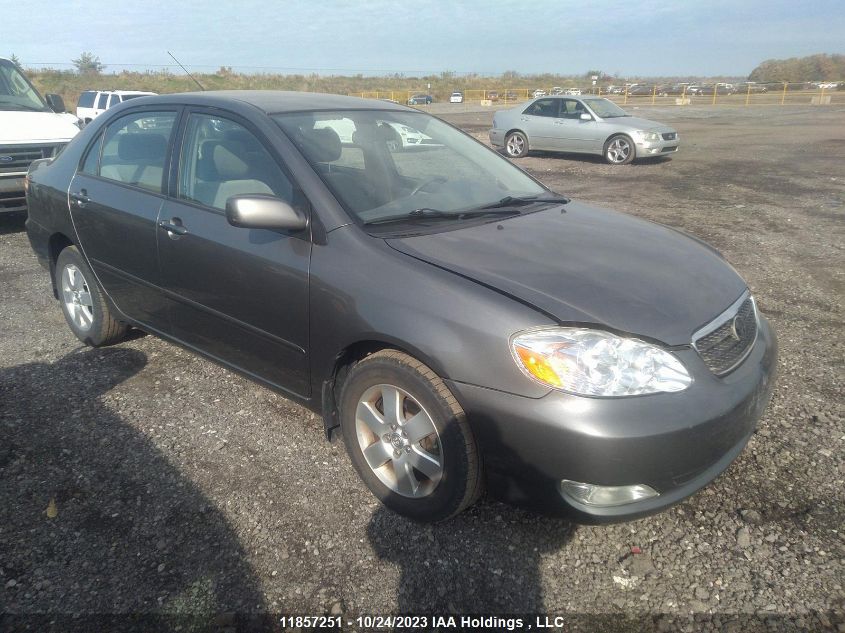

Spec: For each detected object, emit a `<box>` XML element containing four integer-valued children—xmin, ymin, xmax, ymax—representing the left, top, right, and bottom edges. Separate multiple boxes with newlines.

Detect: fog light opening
<box><xmin>559</xmin><ymin>480</ymin><xmax>659</xmax><ymax>507</ymax></box>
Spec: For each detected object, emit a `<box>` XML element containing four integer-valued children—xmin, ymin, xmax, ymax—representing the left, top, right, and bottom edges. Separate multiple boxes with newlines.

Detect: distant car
<box><xmin>532</xmin><ymin>89</ymin><xmax>547</xmax><ymax>98</ymax></box>
<box><xmin>628</xmin><ymin>85</ymin><xmax>655</xmax><ymax>96</ymax></box>
<box><xmin>504</xmin><ymin>91</ymin><xmax>519</xmax><ymax>101</ymax></box>
<box><xmin>407</xmin><ymin>94</ymin><xmax>433</xmax><ymax>106</ymax></box>
<box><xmin>736</xmin><ymin>83</ymin><xmax>768</xmax><ymax>94</ymax></box>
<box><xmin>449</xmin><ymin>91</ymin><xmax>464</xmax><ymax>104</ymax></box>
<box><xmin>314</xmin><ymin>117</ymin><xmax>433</xmax><ymax>150</ymax></box>
<box><xmin>490</xmin><ymin>96</ymin><xmax>680</xmax><ymax>164</ymax></box>
<box><xmin>76</xmin><ymin>90</ymin><xmax>157</xmax><ymax>124</ymax></box>
<box><xmin>551</xmin><ymin>87</ymin><xmax>563</xmax><ymax>95</ymax></box>
<box><xmin>563</xmin><ymin>88</ymin><xmax>582</xmax><ymax>96</ymax></box>
<box><xmin>486</xmin><ymin>91</ymin><xmax>499</xmax><ymax>101</ymax></box>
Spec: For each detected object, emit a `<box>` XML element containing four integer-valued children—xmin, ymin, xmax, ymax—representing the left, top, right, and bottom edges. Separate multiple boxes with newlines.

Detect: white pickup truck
<box><xmin>0</xmin><ymin>57</ymin><xmax>80</xmax><ymax>214</ymax></box>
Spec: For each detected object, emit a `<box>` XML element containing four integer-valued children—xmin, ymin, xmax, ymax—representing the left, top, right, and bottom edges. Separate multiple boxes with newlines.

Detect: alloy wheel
<box><xmin>607</xmin><ymin>137</ymin><xmax>632</xmax><ymax>163</ymax></box>
<box><xmin>61</xmin><ymin>264</ymin><xmax>94</xmax><ymax>331</ymax></box>
<box><xmin>354</xmin><ymin>384</ymin><xmax>443</xmax><ymax>498</ymax></box>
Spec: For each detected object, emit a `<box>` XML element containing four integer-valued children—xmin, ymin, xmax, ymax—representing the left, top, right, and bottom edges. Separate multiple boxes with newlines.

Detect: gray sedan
<box><xmin>490</xmin><ymin>96</ymin><xmax>679</xmax><ymax>164</ymax></box>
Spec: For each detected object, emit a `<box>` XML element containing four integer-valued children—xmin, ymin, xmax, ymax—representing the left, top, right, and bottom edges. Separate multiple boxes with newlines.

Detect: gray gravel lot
<box><xmin>1</xmin><ymin>104</ymin><xmax>844</xmax><ymax>632</ymax></box>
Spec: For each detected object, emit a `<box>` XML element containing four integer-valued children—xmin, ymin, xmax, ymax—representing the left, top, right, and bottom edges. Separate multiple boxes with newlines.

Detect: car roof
<box><xmin>132</xmin><ymin>90</ymin><xmax>411</xmax><ymax>114</ymax></box>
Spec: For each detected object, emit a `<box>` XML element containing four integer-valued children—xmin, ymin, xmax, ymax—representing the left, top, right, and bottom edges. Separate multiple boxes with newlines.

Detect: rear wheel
<box><xmin>505</xmin><ymin>131</ymin><xmax>529</xmax><ymax>158</ymax></box>
<box><xmin>604</xmin><ymin>134</ymin><xmax>635</xmax><ymax>164</ymax></box>
<box><xmin>339</xmin><ymin>350</ymin><xmax>482</xmax><ymax>522</ymax></box>
<box><xmin>55</xmin><ymin>246</ymin><xmax>127</xmax><ymax>347</ymax></box>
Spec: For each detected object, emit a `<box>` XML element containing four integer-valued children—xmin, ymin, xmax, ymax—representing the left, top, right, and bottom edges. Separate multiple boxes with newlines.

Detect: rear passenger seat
<box><xmin>100</xmin><ymin>133</ymin><xmax>168</xmax><ymax>191</ymax></box>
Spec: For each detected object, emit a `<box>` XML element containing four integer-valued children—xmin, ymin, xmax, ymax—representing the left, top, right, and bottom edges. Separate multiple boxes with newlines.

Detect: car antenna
<box><xmin>167</xmin><ymin>51</ymin><xmax>205</xmax><ymax>91</ymax></box>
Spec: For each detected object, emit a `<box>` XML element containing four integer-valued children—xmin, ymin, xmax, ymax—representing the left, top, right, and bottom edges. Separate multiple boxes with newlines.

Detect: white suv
<box><xmin>76</xmin><ymin>90</ymin><xmax>157</xmax><ymax>123</ymax></box>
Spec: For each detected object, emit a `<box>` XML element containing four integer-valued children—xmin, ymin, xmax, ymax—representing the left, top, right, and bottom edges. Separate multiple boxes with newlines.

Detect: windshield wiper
<box><xmin>478</xmin><ymin>194</ymin><xmax>570</xmax><ymax>210</ymax></box>
<box><xmin>363</xmin><ymin>207</ymin><xmax>522</xmax><ymax>226</ymax></box>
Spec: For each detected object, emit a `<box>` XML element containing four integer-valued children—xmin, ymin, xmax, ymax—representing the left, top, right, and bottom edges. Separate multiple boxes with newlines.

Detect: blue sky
<box><xmin>6</xmin><ymin>0</ymin><xmax>845</xmax><ymax>77</ymax></box>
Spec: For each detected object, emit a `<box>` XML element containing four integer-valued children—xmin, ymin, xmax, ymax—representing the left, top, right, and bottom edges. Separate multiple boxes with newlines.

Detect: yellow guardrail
<box><xmin>350</xmin><ymin>83</ymin><xmax>843</xmax><ymax>106</ymax></box>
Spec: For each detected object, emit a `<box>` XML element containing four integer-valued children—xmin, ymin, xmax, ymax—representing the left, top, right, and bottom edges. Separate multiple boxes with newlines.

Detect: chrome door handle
<box><xmin>70</xmin><ymin>191</ymin><xmax>90</xmax><ymax>207</ymax></box>
<box><xmin>158</xmin><ymin>220</ymin><xmax>188</xmax><ymax>236</ymax></box>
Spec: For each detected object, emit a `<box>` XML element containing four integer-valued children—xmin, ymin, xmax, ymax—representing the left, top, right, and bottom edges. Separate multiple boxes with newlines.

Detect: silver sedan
<box><xmin>489</xmin><ymin>96</ymin><xmax>679</xmax><ymax>164</ymax></box>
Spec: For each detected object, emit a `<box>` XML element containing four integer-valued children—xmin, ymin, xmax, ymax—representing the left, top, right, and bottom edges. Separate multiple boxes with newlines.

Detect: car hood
<box><xmin>386</xmin><ymin>202</ymin><xmax>746</xmax><ymax>345</ymax></box>
<box><xmin>0</xmin><ymin>111</ymin><xmax>80</xmax><ymax>143</ymax></box>
<box><xmin>608</xmin><ymin>116</ymin><xmax>674</xmax><ymax>132</ymax></box>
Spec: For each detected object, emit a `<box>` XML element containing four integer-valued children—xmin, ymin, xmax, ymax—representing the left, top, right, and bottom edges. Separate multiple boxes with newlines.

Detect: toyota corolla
<box><xmin>25</xmin><ymin>91</ymin><xmax>776</xmax><ymax>522</ymax></box>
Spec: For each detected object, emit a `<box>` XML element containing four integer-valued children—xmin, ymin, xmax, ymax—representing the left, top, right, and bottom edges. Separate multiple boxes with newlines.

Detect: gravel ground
<box><xmin>1</xmin><ymin>104</ymin><xmax>843</xmax><ymax>632</ymax></box>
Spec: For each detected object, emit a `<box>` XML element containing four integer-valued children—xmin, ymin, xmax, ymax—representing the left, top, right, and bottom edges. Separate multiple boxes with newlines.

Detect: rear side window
<box><xmin>107</xmin><ymin>94</ymin><xmax>120</xmax><ymax>108</ymax></box>
<box><xmin>96</xmin><ymin>93</ymin><xmax>108</xmax><ymax>109</ymax></box>
<box><xmin>98</xmin><ymin>112</ymin><xmax>177</xmax><ymax>193</ymax></box>
<box><xmin>77</xmin><ymin>91</ymin><xmax>95</xmax><ymax>108</ymax></box>
<box><xmin>524</xmin><ymin>98</ymin><xmax>560</xmax><ymax>118</ymax></box>
<box><xmin>80</xmin><ymin>132</ymin><xmax>103</xmax><ymax>175</ymax></box>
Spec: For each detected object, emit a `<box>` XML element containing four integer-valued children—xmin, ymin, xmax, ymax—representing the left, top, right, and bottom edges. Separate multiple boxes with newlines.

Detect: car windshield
<box><xmin>274</xmin><ymin>110</ymin><xmax>547</xmax><ymax>226</ymax></box>
<box><xmin>583</xmin><ymin>98</ymin><xmax>628</xmax><ymax>118</ymax></box>
<box><xmin>0</xmin><ymin>60</ymin><xmax>49</xmax><ymax>112</ymax></box>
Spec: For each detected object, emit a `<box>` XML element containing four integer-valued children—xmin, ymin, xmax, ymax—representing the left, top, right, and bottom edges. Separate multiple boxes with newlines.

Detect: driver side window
<box><xmin>178</xmin><ymin>113</ymin><xmax>293</xmax><ymax>212</ymax></box>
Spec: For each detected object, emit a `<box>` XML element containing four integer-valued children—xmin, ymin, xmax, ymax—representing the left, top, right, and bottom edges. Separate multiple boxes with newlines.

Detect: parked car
<box><xmin>532</xmin><ymin>89</ymin><xmax>547</xmax><ymax>98</ymax></box>
<box><xmin>486</xmin><ymin>91</ymin><xmax>499</xmax><ymax>101</ymax></box>
<box><xmin>449</xmin><ymin>91</ymin><xmax>464</xmax><ymax>104</ymax></box>
<box><xmin>407</xmin><ymin>94</ymin><xmax>433</xmax><ymax>105</ymax></box>
<box><xmin>563</xmin><ymin>88</ymin><xmax>582</xmax><ymax>96</ymax></box>
<box><xmin>0</xmin><ymin>57</ymin><xmax>80</xmax><ymax>214</ymax></box>
<box><xmin>628</xmin><ymin>84</ymin><xmax>655</xmax><ymax>96</ymax></box>
<box><xmin>551</xmin><ymin>87</ymin><xmax>564</xmax><ymax>95</ymax></box>
<box><xmin>504</xmin><ymin>91</ymin><xmax>519</xmax><ymax>101</ymax></box>
<box><xmin>76</xmin><ymin>90</ymin><xmax>157</xmax><ymax>124</ymax></box>
<box><xmin>314</xmin><ymin>116</ymin><xmax>433</xmax><ymax>150</ymax></box>
<box><xmin>491</xmin><ymin>96</ymin><xmax>680</xmax><ymax>164</ymax></box>
<box><xmin>25</xmin><ymin>91</ymin><xmax>776</xmax><ymax>523</ymax></box>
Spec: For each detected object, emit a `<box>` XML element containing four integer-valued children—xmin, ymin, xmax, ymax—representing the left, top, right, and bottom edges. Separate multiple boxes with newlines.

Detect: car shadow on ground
<box><xmin>367</xmin><ymin>504</ymin><xmax>574</xmax><ymax>614</ymax></box>
<box><xmin>525</xmin><ymin>151</ymin><xmax>675</xmax><ymax>166</ymax></box>
<box><xmin>0</xmin><ymin>212</ymin><xmax>27</xmax><ymax>235</ymax></box>
<box><xmin>0</xmin><ymin>348</ymin><xmax>270</xmax><ymax>632</ymax></box>
<box><xmin>366</xmin><ymin>419</ymin><xmax>578</xmax><ymax>615</ymax></box>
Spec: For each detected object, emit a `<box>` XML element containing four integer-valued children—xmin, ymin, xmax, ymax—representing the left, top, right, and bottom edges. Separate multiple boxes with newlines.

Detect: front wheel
<box><xmin>604</xmin><ymin>134</ymin><xmax>635</xmax><ymax>164</ymax></box>
<box><xmin>55</xmin><ymin>246</ymin><xmax>127</xmax><ymax>347</ymax></box>
<box><xmin>505</xmin><ymin>131</ymin><xmax>529</xmax><ymax>158</ymax></box>
<box><xmin>339</xmin><ymin>350</ymin><xmax>482</xmax><ymax>522</ymax></box>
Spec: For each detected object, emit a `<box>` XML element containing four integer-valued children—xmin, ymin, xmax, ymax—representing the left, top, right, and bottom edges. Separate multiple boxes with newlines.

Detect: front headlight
<box><xmin>511</xmin><ymin>328</ymin><xmax>691</xmax><ymax>396</ymax></box>
<box><xmin>638</xmin><ymin>131</ymin><xmax>661</xmax><ymax>142</ymax></box>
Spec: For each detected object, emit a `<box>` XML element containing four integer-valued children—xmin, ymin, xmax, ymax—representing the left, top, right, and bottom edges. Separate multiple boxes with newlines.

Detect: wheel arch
<box><xmin>319</xmin><ymin>338</ymin><xmax>447</xmax><ymax>442</ymax></box>
<box><xmin>47</xmin><ymin>232</ymin><xmax>76</xmax><ymax>298</ymax></box>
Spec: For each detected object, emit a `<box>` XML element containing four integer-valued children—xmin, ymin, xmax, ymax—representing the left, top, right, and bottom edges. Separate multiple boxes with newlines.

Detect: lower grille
<box><xmin>0</xmin><ymin>190</ymin><xmax>27</xmax><ymax>212</ymax></box>
<box><xmin>694</xmin><ymin>296</ymin><xmax>758</xmax><ymax>375</ymax></box>
<box><xmin>0</xmin><ymin>144</ymin><xmax>62</xmax><ymax>175</ymax></box>
<box><xmin>661</xmin><ymin>146</ymin><xmax>677</xmax><ymax>152</ymax></box>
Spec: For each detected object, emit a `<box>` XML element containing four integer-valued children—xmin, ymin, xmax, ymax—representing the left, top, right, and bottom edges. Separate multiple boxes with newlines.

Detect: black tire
<box><xmin>604</xmin><ymin>134</ymin><xmax>636</xmax><ymax>165</ymax></box>
<box><xmin>55</xmin><ymin>246</ymin><xmax>127</xmax><ymax>347</ymax></box>
<box><xmin>504</xmin><ymin>131</ymin><xmax>529</xmax><ymax>158</ymax></box>
<box><xmin>339</xmin><ymin>350</ymin><xmax>482</xmax><ymax>522</ymax></box>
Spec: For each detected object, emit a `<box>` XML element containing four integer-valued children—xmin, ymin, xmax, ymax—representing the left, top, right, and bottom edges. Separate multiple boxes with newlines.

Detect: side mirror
<box><xmin>45</xmin><ymin>93</ymin><xmax>66</xmax><ymax>113</ymax></box>
<box><xmin>579</xmin><ymin>112</ymin><xmax>592</xmax><ymax>121</ymax></box>
<box><xmin>225</xmin><ymin>195</ymin><xmax>307</xmax><ymax>231</ymax></box>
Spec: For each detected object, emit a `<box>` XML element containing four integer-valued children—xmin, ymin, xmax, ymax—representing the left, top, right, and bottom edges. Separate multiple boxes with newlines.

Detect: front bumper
<box><xmin>447</xmin><ymin>316</ymin><xmax>777</xmax><ymax>523</ymax></box>
<box><xmin>636</xmin><ymin>135</ymin><xmax>679</xmax><ymax>158</ymax></box>
<box><xmin>0</xmin><ymin>175</ymin><xmax>27</xmax><ymax>213</ymax></box>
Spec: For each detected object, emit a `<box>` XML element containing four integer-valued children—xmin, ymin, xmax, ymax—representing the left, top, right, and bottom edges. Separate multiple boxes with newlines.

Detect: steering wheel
<box><xmin>410</xmin><ymin>176</ymin><xmax>447</xmax><ymax>196</ymax></box>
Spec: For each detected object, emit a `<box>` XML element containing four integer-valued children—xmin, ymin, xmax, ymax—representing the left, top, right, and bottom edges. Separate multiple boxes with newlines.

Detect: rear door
<box><xmin>68</xmin><ymin>108</ymin><xmax>179</xmax><ymax>329</ymax></box>
<box><xmin>520</xmin><ymin>98</ymin><xmax>562</xmax><ymax>150</ymax></box>
<box><xmin>157</xmin><ymin>109</ymin><xmax>312</xmax><ymax>397</ymax></box>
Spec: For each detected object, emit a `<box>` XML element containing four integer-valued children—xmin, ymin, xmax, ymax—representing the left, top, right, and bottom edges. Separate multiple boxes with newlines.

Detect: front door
<box><xmin>157</xmin><ymin>111</ymin><xmax>311</xmax><ymax>397</ymax></box>
<box><xmin>69</xmin><ymin>109</ymin><xmax>178</xmax><ymax>329</ymax></box>
<box><xmin>554</xmin><ymin>98</ymin><xmax>602</xmax><ymax>152</ymax></box>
